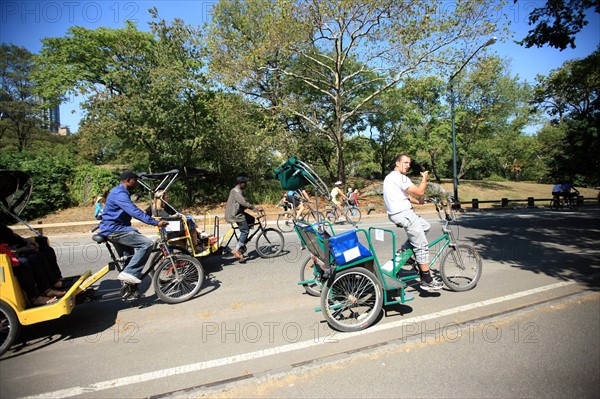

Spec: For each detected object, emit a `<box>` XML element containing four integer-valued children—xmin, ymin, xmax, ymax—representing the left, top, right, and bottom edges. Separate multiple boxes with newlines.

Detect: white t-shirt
<box><xmin>383</xmin><ymin>170</ymin><xmax>414</xmax><ymax>214</ymax></box>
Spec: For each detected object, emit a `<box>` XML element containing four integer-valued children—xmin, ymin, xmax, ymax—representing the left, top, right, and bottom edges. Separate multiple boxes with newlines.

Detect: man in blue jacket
<box><xmin>99</xmin><ymin>171</ymin><xmax>168</xmax><ymax>284</ymax></box>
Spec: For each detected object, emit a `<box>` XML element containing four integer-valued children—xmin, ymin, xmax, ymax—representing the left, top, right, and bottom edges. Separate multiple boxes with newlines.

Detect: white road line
<box><xmin>23</xmin><ymin>280</ymin><xmax>576</xmax><ymax>399</ymax></box>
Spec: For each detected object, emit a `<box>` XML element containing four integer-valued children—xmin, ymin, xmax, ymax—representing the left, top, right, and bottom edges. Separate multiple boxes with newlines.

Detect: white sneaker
<box><xmin>420</xmin><ymin>279</ymin><xmax>443</xmax><ymax>292</ymax></box>
<box><xmin>118</xmin><ymin>271</ymin><xmax>141</xmax><ymax>284</ymax></box>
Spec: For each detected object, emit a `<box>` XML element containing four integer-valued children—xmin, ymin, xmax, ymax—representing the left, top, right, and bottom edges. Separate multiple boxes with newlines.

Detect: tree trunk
<box><xmin>336</xmin><ymin>137</ymin><xmax>345</xmax><ymax>184</ymax></box>
<box><xmin>428</xmin><ymin>149</ymin><xmax>441</xmax><ymax>183</ymax></box>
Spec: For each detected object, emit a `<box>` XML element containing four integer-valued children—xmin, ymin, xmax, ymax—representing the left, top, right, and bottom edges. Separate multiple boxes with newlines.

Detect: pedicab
<box><xmin>274</xmin><ymin>158</ymin><xmax>483</xmax><ymax>332</ymax></box>
<box><xmin>135</xmin><ymin>168</ymin><xmax>222</xmax><ymax>260</ymax></box>
<box><xmin>0</xmin><ymin>170</ymin><xmax>112</xmax><ymax>356</ymax></box>
<box><xmin>139</xmin><ymin>168</ymin><xmax>284</xmax><ymax>261</ymax></box>
<box><xmin>0</xmin><ymin>169</ymin><xmax>206</xmax><ymax>356</ymax></box>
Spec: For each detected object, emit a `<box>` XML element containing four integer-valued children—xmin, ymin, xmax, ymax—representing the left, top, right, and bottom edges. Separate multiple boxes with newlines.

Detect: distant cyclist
<box><xmin>330</xmin><ymin>181</ymin><xmax>347</xmax><ymax>208</ymax></box>
<box><xmin>287</xmin><ymin>189</ymin><xmax>311</xmax><ymax>220</ymax></box>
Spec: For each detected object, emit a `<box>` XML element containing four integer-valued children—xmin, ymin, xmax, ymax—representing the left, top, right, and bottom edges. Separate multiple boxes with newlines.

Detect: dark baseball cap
<box><xmin>119</xmin><ymin>170</ymin><xmax>139</xmax><ymax>181</ymax></box>
<box><xmin>236</xmin><ymin>176</ymin><xmax>249</xmax><ymax>184</ymax></box>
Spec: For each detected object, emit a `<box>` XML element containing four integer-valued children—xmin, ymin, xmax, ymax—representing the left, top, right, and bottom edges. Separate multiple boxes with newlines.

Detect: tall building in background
<box><xmin>41</xmin><ymin>104</ymin><xmax>60</xmax><ymax>133</ymax></box>
<box><xmin>58</xmin><ymin>126</ymin><xmax>71</xmax><ymax>136</ymax></box>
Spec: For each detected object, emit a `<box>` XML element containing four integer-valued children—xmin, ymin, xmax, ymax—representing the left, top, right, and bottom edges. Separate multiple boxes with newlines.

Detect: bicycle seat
<box><xmin>92</xmin><ymin>234</ymin><xmax>108</xmax><ymax>244</ymax></box>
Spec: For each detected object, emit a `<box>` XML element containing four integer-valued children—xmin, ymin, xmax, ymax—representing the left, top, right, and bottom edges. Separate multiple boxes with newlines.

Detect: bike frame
<box><xmin>303</xmin><ymin>197</ymin><xmax>457</xmax><ymax>307</ymax></box>
<box><xmin>101</xmin><ymin>227</ymin><xmax>181</xmax><ymax>279</ymax></box>
<box><xmin>220</xmin><ymin>212</ymin><xmax>268</xmax><ymax>250</ymax></box>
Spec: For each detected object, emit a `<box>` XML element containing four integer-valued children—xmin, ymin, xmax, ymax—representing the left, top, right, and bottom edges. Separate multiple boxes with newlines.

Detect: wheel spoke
<box><xmin>323</xmin><ymin>270</ymin><xmax>382</xmax><ymax>331</ymax></box>
<box><xmin>440</xmin><ymin>245</ymin><xmax>481</xmax><ymax>292</ymax></box>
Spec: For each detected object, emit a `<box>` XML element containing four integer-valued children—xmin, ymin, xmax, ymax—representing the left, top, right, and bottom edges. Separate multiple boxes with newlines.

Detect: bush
<box><xmin>487</xmin><ymin>174</ymin><xmax>508</xmax><ymax>182</ymax></box>
<box><xmin>0</xmin><ymin>151</ymin><xmax>75</xmax><ymax>220</ymax></box>
<box><xmin>70</xmin><ymin>165</ymin><xmax>116</xmax><ymax>205</ymax></box>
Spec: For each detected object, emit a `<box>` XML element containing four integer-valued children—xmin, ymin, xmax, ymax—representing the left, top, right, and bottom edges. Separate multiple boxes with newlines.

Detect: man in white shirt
<box><xmin>383</xmin><ymin>154</ymin><xmax>442</xmax><ymax>291</ymax></box>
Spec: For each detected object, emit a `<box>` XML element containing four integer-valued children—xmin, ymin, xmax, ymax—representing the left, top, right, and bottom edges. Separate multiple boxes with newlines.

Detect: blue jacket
<box><xmin>98</xmin><ymin>184</ymin><xmax>158</xmax><ymax>236</ymax></box>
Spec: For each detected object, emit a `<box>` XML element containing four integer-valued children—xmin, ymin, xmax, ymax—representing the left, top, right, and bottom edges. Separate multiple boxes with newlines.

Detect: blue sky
<box><xmin>1</xmin><ymin>1</ymin><xmax>599</xmax><ymax>133</ymax></box>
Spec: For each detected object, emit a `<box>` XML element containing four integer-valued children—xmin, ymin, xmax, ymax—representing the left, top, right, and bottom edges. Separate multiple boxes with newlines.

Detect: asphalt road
<box><xmin>1</xmin><ymin>206</ymin><xmax>599</xmax><ymax>398</ymax></box>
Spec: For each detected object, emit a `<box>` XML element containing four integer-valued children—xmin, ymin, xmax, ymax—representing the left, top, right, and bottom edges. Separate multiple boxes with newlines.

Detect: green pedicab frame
<box><xmin>274</xmin><ymin>158</ymin><xmax>483</xmax><ymax>333</ymax></box>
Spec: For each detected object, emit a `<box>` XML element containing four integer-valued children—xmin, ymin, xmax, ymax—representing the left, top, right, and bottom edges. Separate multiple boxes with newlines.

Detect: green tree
<box><xmin>397</xmin><ymin>76</ymin><xmax>448</xmax><ymax>182</ymax></box>
<box><xmin>451</xmin><ymin>56</ymin><xmax>535</xmax><ymax>181</ymax></box>
<box><xmin>0</xmin><ymin>150</ymin><xmax>75</xmax><ymax>220</ymax></box>
<box><xmin>532</xmin><ymin>48</ymin><xmax>600</xmax><ymax>184</ymax></box>
<box><xmin>0</xmin><ymin>44</ymin><xmax>54</xmax><ymax>152</ymax></box>
<box><xmin>517</xmin><ymin>0</ymin><xmax>600</xmax><ymax>50</ymax></box>
<box><xmin>207</xmin><ymin>0</ymin><xmax>506</xmax><ymax>183</ymax></box>
<box><xmin>34</xmin><ymin>11</ymin><xmax>218</xmax><ymax>199</ymax></box>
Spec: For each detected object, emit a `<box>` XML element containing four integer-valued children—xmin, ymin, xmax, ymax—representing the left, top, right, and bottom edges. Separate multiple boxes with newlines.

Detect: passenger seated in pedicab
<box><xmin>145</xmin><ymin>189</ymin><xmax>202</xmax><ymax>252</ymax></box>
<box><xmin>279</xmin><ymin>192</ymin><xmax>291</xmax><ymax>212</ymax></box>
<box><xmin>0</xmin><ymin>224</ymin><xmax>66</xmax><ymax>306</ymax></box>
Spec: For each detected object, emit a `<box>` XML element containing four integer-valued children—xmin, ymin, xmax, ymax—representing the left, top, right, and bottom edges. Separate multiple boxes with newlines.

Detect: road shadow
<box><xmin>458</xmin><ymin>208</ymin><xmax>600</xmax><ymax>288</ymax></box>
<box><xmin>2</xmin><ymin>278</ymin><xmax>159</xmax><ymax>359</ymax></box>
<box><xmin>2</xmin><ymin>268</ymin><xmax>215</xmax><ymax>360</ymax></box>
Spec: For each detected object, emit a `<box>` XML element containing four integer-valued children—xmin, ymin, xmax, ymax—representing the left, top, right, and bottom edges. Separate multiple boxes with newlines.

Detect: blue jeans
<box><xmin>236</xmin><ymin>212</ymin><xmax>255</xmax><ymax>251</ymax></box>
<box><xmin>108</xmin><ymin>230</ymin><xmax>153</xmax><ymax>279</ymax></box>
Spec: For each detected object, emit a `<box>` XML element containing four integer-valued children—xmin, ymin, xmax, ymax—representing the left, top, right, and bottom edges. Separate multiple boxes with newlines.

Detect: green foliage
<box><xmin>517</xmin><ymin>0</ymin><xmax>600</xmax><ymax>51</ymax></box>
<box><xmin>0</xmin><ymin>151</ymin><xmax>75</xmax><ymax>220</ymax></box>
<box><xmin>533</xmin><ymin>48</ymin><xmax>600</xmax><ymax>185</ymax></box>
<box><xmin>35</xmin><ymin>15</ymin><xmax>211</xmax><ymax>177</ymax></box>
<box><xmin>207</xmin><ymin>0</ymin><xmax>507</xmax><ymax>182</ymax></box>
<box><xmin>202</xmin><ymin>92</ymin><xmax>285</xmax><ymax>185</ymax></box>
<box><xmin>0</xmin><ymin>44</ymin><xmax>59</xmax><ymax>152</ymax></box>
<box><xmin>487</xmin><ymin>174</ymin><xmax>508</xmax><ymax>182</ymax></box>
<box><xmin>69</xmin><ymin>165</ymin><xmax>116</xmax><ymax>205</ymax></box>
<box><xmin>453</xmin><ymin>56</ymin><xmax>537</xmax><ymax>181</ymax></box>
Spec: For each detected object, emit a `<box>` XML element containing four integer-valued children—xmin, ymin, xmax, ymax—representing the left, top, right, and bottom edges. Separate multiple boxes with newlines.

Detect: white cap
<box><xmin>335</xmin><ymin>181</ymin><xmax>342</xmax><ymax>186</ymax></box>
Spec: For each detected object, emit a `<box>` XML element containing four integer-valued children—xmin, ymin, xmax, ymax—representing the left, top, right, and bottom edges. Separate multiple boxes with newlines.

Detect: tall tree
<box><xmin>207</xmin><ymin>0</ymin><xmax>506</xmax><ymax>183</ymax></box>
<box><xmin>34</xmin><ymin>11</ymin><xmax>214</xmax><ymax>193</ymax></box>
<box><xmin>0</xmin><ymin>44</ymin><xmax>51</xmax><ymax>152</ymax></box>
<box><xmin>452</xmin><ymin>56</ymin><xmax>535</xmax><ymax>180</ymax></box>
<box><xmin>517</xmin><ymin>0</ymin><xmax>600</xmax><ymax>50</ymax></box>
<box><xmin>533</xmin><ymin>48</ymin><xmax>600</xmax><ymax>184</ymax></box>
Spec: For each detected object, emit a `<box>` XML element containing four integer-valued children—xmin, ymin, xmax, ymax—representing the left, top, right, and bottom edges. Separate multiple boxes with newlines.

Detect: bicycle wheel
<box><xmin>550</xmin><ymin>197</ymin><xmax>560</xmax><ymax>211</ymax></box>
<box><xmin>0</xmin><ymin>301</ymin><xmax>20</xmax><ymax>357</ymax></box>
<box><xmin>570</xmin><ymin>197</ymin><xmax>580</xmax><ymax>211</ymax></box>
<box><xmin>152</xmin><ymin>255</ymin><xmax>204</xmax><ymax>304</ymax></box>
<box><xmin>277</xmin><ymin>213</ymin><xmax>295</xmax><ymax>233</ymax></box>
<box><xmin>326</xmin><ymin>210</ymin><xmax>337</xmax><ymax>223</ymax></box>
<box><xmin>306</xmin><ymin>210</ymin><xmax>326</xmax><ymax>225</ymax></box>
<box><xmin>255</xmin><ymin>228</ymin><xmax>284</xmax><ymax>258</ymax></box>
<box><xmin>147</xmin><ymin>245</ymin><xmax>190</xmax><ymax>276</ymax></box>
<box><xmin>439</xmin><ymin>244</ymin><xmax>482</xmax><ymax>292</ymax></box>
<box><xmin>299</xmin><ymin>256</ymin><xmax>323</xmax><ymax>296</ymax></box>
<box><xmin>320</xmin><ymin>268</ymin><xmax>383</xmax><ymax>332</ymax></box>
<box><xmin>343</xmin><ymin>206</ymin><xmax>362</xmax><ymax>224</ymax></box>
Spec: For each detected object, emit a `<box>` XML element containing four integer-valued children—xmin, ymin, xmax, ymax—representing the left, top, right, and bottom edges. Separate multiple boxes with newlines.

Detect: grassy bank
<box><xmin>12</xmin><ymin>180</ymin><xmax>600</xmax><ymax>235</ymax></box>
